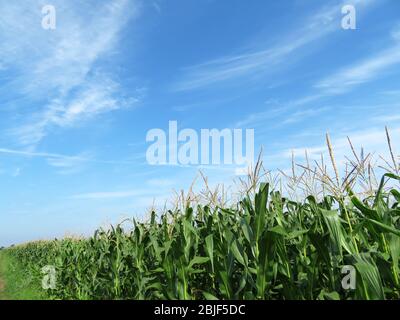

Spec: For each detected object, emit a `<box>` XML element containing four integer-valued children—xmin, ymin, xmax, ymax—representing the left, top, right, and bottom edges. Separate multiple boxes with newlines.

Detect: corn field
<box><xmin>4</xmin><ymin>171</ymin><xmax>400</xmax><ymax>300</ymax></box>
<box><xmin>4</xmin><ymin>132</ymin><xmax>400</xmax><ymax>300</ymax></box>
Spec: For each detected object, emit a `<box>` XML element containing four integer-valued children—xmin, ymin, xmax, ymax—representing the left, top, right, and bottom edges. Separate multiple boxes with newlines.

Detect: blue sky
<box><xmin>1</xmin><ymin>0</ymin><xmax>400</xmax><ymax>246</ymax></box>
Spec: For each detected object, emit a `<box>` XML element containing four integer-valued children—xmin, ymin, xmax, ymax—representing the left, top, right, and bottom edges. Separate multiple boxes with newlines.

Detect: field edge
<box><xmin>0</xmin><ymin>250</ymin><xmax>47</xmax><ymax>300</ymax></box>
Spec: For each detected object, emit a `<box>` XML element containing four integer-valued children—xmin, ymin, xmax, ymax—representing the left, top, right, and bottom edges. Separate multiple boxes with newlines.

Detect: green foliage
<box><xmin>0</xmin><ymin>251</ymin><xmax>45</xmax><ymax>300</ymax></box>
<box><xmin>5</xmin><ymin>174</ymin><xmax>400</xmax><ymax>300</ymax></box>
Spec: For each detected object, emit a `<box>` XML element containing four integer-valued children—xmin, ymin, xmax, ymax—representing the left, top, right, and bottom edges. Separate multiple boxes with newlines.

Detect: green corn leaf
<box><xmin>205</xmin><ymin>235</ymin><xmax>214</xmax><ymax>272</ymax></box>
<box><xmin>354</xmin><ymin>254</ymin><xmax>385</xmax><ymax>300</ymax></box>
<box><xmin>202</xmin><ymin>291</ymin><xmax>219</xmax><ymax>300</ymax></box>
<box><xmin>366</xmin><ymin>219</ymin><xmax>400</xmax><ymax>237</ymax></box>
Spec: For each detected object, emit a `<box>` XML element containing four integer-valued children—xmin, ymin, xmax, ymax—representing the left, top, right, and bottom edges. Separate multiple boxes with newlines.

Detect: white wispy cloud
<box><xmin>0</xmin><ymin>0</ymin><xmax>140</xmax><ymax>147</ymax></box>
<box><xmin>376</xmin><ymin>114</ymin><xmax>400</xmax><ymax>123</ymax></box>
<box><xmin>12</xmin><ymin>77</ymin><xmax>137</xmax><ymax>146</ymax></box>
<box><xmin>71</xmin><ymin>190</ymin><xmax>144</xmax><ymax>200</ymax></box>
<box><xmin>171</xmin><ymin>0</ymin><xmax>376</xmax><ymax>92</ymax></box>
<box><xmin>146</xmin><ymin>178</ymin><xmax>175</xmax><ymax>187</ymax></box>
<box><xmin>315</xmin><ymin>43</ymin><xmax>400</xmax><ymax>94</ymax></box>
<box><xmin>46</xmin><ymin>152</ymin><xmax>93</xmax><ymax>174</ymax></box>
<box><xmin>282</xmin><ymin>107</ymin><xmax>331</xmax><ymax>125</ymax></box>
<box><xmin>312</xmin><ymin>20</ymin><xmax>400</xmax><ymax>95</ymax></box>
<box><xmin>0</xmin><ymin>147</ymin><xmax>140</xmax><ymax>171</ymax></box>
<box><xmin>234</xmin><ymin>101</ymin><xmax>329</xmax><ymax>128</ymax></box>
<box><xmin>0</xmin><ymin>147</ymin><xmax>88</xmax><ymax>160</ymax></box>
<box><xmin>284</xmin><ymin>127</ymin><xmax>400</xmax><ymax>167</ymax></box>
<box><xmin>70</xmin><ymin>184</ymin><xmax>172</xmax><ymax>200</ymax></box>
<box><xmin>235</xmin><ymin>20</ymin><xmax>400</xmax><ymax>131</ymax></box>
<box><xmin>152</xmin><ymin>1</ymin><xmax>161</xmax><ymax>14</ymax></box>
<box><xmin>380</xmin><ymin>89</ymin><xmax>400</xmax><ymax>96</ymax></box>
<box><xmin>12</xmin><ymin>167</ymin><xmax>22</xmax><ymax>177</ymax></box>
<box><xmin>391</xmin><ymin>23</ymin><xmax>400</xmax><ymax>41</ymax></box>
<box><xmin>0</xmin><ymin>146</ymin><xmax>90</xmax><ymax>172</ymax></box>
